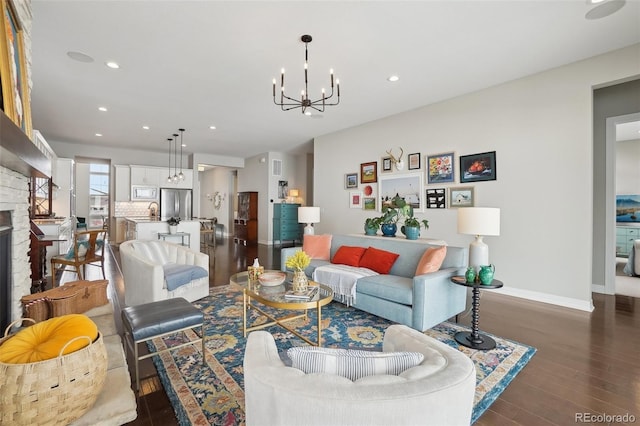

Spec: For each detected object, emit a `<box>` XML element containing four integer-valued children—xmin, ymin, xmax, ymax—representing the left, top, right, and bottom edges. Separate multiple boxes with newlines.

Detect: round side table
<box><xmin>450</xmin><ymin>277</ymin><xmax>503</xmax><ymax>350</ymax></box>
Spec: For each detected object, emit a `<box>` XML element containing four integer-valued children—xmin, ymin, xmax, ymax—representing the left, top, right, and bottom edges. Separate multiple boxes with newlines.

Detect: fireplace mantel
<box><xmin>0</xmin><ymin>111</ymin><xmax>50</xmax><ymax>179</ymax></box>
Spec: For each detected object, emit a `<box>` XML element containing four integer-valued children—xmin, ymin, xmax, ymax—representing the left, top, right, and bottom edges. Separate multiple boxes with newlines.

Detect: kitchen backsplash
<box><xmin>114</xmin><ymin>201</ymin><xmax>156</xmax><ymax>217</ymax></box>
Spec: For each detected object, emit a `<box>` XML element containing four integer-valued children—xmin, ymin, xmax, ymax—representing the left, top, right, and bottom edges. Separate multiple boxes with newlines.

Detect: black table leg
<box><xmin>455</xmin><ymin>286</ymin><xmax>497</xmax><ymax>350</ymax></box>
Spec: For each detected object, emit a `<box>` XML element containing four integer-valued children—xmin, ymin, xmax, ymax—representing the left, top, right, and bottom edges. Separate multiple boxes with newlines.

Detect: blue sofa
<box><xmin>281</xmin><ymin>234</ymin><xmax>468</xmax><ymax>331</ymax></box>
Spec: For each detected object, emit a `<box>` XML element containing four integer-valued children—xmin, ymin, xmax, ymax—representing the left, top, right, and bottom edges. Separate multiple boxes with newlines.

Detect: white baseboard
<box><xmin>492</xmin><ymin>286</ymin><xmax>594</xmax><ymax>312</ymax></box>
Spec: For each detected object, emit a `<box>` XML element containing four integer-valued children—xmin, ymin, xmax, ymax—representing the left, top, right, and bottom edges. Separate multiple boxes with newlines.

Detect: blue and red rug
<box><xmin>148</xmin><ymin>285</ymin><xmax>536</xmax><ymax>425</ymax></box>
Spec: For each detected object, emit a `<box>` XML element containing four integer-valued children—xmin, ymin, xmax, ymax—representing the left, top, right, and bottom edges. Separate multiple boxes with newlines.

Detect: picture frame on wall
<box><xmin>360</xmin><ymin>161</ymin><xmax>378</xmax><ymax>183</ymax></box>
<box><xmin>460</xmin><ymin>151</ymin><xmax>496</xmax><ymax>183</ymax></box>
<box><xmin>0</xmin><ymin>0</ymin><xmax>32</xmax><ymax>137</ymax></box>
<box><xmin>448</xmin><ymin>186</ymin><xmax>475</xmax><ymax>208</ymax></box>
<box><xmin>408</xmin><ymin>152</ymin><xmax>421</xmax><ymax>170</ymax></box>
<box><xmin>278</xmin><ymin>180</ymin><xmax>288</xmax><ymax>199</ymax></box>
<box><xmin>349</xmin><ymin>191</ymin><xmax>363</xmax><ymax>209</ymax></box>
<box><xmin>426</xmin><ymin>188</ymin><xmax>446</xmax><ymax>209</ymax></box>
<box><xmin>378</xmin><ymin>171</ymin><xmax>424</xmax><ymax>212</ymax></box>
<box><xmin>363</xmin><ymin>197</ymin><xmax>376</xmax><ymax>210</ymax></box>
<box><xmin>426</xmin><ymin>152</ymin><xmax>455</xmax><ymax>184</ymax></box>
<box><xmin>381</xmin><ymin>157</ymin><xmax>392</xmax><ymax>173</ymax></box>
<box><xmin>345</xmin><ymin>173</ymin><xmax>358</xmax><ymax>189</ymax></box>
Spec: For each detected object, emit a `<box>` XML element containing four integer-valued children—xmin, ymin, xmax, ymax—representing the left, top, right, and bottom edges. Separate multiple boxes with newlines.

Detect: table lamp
<box><xmin>287</xmin><ymin>189</ymin><xmax>299</xmax><ymax>203</ymax></box>
<box><xmin>457</xmin><ymin>207</ymin><xmax>500</xmax><ymax>269</ymax></box>
<box><xmin>298</xmin><ymin>206</ymin><xmax>320</xmax><ymax>235</ymax></box>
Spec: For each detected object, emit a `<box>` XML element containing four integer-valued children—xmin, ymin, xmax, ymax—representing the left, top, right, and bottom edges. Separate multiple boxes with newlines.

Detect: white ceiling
<box><xmin>30</xmin><ymin>1</ymin><xmax>640</xmax><ymax>159</ymax></box>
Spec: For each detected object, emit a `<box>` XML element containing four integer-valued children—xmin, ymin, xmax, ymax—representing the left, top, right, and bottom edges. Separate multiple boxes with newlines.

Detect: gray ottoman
<box><xmin>122</xmin><ymin>297</ymin><xmax>205</xmax><ymax>391</ymax></box>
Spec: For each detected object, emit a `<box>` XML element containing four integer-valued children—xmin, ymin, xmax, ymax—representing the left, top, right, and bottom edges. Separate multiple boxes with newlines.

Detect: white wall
<box><xmin>75</xmin><ymin>162</ymin><xmax>90</xmax><ymax>219</ymax></box>
<box><xmin>314</xmin><ymin>44</ymin><xmax>640</xmax><ymax>312</ymax></box>
<box><xmin>616</xmin><ymin>139</ymin><xmax>640</xmax><ymax>194</ymax></box>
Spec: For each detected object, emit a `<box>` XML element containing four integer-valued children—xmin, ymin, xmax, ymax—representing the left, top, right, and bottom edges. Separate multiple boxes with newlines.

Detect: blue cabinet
<box><xmin>273</xmin><ymin>203</ymin><xmax>302</xmax><ymax>247</ymax></box>
<box><xmin>616</xmin><ymin>225</ymin><xmax>640</xmax><ymax>257</ymax></box>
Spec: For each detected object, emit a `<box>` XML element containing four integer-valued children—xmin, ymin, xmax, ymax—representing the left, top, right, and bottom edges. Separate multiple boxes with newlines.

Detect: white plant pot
<box><xmin>169</xmin><ymin>225</ymin><xmax>178</xmax><ymax>234</ymax></box>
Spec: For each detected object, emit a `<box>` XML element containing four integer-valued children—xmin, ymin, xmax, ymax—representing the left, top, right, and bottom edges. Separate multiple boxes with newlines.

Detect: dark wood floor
<box><xmin>74</xmin><ymin>237</ymin><xmax>640</xmax><ymax>426</ymax></box>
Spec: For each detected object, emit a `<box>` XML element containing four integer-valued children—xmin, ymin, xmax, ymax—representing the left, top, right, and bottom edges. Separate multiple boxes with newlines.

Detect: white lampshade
<box><xmin>457</xmin><ymin>207</ymin><xmax>500</xmax><ymax>269</ymax></box>
<box><xmin>288</xmin><ymin>189</ymin><xmax>299</xmax><ymax>197</ymax></box>
<box><xmin>298</xmin><ymin>206</ymin><xmax>320</xmax><ymax>235</ymax></box>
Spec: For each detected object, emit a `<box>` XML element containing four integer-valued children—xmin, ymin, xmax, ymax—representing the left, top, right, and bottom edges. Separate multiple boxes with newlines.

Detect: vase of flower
<box><xmin>285</xmin><ymin>250</ymin><xmax>311</xmax><ymax>294</ymax></box>
<box><xmin>292</xmin><ymin>270</ymin><xmax>309</xmax><ymax>294</ymax></box>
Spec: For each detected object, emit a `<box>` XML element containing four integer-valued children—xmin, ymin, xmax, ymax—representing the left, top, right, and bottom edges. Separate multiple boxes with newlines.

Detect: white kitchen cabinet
<box><xmin>114</xmin><ymin>165</ymin><xmax>130</xmax><ymax>201</ymax></box>
<box><xmin>173</xmin><ymin>169</ymin><xmax>193</xmax><ymax>189</ymax></box>
<box><xmin>130</xmin><ymin>166</ymin><xmax>161</xmax><ymax>187</ymax></box>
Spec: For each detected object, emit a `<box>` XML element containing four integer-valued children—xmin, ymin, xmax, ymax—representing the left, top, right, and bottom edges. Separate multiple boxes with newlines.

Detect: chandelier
<box><xmin>273</xmin><ymin>34</ymin><xmax>340</xmax><ymax>115</ymax></box>
<box><xmin>166</xmin><ymin>128</ymin><xmax>186</xmax><ymax>183</ymax></box>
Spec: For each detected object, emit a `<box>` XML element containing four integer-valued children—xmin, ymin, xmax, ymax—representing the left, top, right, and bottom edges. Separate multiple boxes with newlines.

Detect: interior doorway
<box><xmin>74</xmin><ymin>157</ymin><xmax>111</xmax><ymax>230</ymax></box>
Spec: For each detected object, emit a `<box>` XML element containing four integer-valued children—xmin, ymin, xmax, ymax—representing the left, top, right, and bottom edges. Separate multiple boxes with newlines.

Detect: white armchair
<box><xmin>119</xmin><ymin>240</ymin><xmax>209</xmax><ymax>306</ymax></box>
<box><xmin>243</xmin><ymin>324</ymin><xmax>476</xmax><ymax>426</ymax></box>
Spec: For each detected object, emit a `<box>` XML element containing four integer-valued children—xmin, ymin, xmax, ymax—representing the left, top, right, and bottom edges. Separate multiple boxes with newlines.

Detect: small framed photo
<box><xmin>349</xmin><ymin>191</ymin><xmax>363</xmax><ymax>209</ymax></box>
<box><xmin>426</xmin><ymin>188</ymin><xmax>446</xmax><ymax>209</ymax></box>
<box><xmin>460</xmin><ymin>151</ymin><xmax>496</xmax><ymax>183</ymax></box>
<box><xmin>408</xmin><ymin>152</ymin><xmax>421</xmax><ymax>170</ymax></box>
<box><xmin>427</xmin><ymin>152</ymin><xmax>455</xmax><ymax>184</ymax></box>
<box><xmin>363</xmin><ymin>197</ymin><xmax>376</xmax><ymax>210</ymax></box>
<box><xmin>381</xmin><ymin>157</ymin><xmax>393</xmax><ymax>173</ymax></box>
<box><xmin>448</xmin><ymin>186</ymin><xmax>474</xmax><ymax>208</ymax></box>
<box><xmin>360</xmin><ymin>161</ymin><xmax>378</xmax><ymax>183</ymax></box>
<box><xmin>345</xmin><ymin>173</ymin><xmax>358</xmax><ymax>189</ymax></box>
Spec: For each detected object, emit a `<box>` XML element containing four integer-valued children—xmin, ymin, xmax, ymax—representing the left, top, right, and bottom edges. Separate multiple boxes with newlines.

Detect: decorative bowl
<box><xmin>258</xmin><ymin>272</ymin><xmax>286</xmax><ymax>287</ymax></box>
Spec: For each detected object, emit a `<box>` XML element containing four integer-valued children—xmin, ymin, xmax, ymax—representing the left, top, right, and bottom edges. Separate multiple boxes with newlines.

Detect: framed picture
<box><xmin>426</xmin><ymin>188</ymin><xmax>446</xmax><ymax>209</ymax></box>
<box><xmin>378</xmin><ymin>171</ymin><xmax>424</xmax><ymax>212</ymax></box>
<box><xmin>408</xmin><ymin>152</ymin><xmax>421</xmax><ymax>170</ymax></box>
<box><xmin>448</xmin><ymin>186</ymin><xmax>475</xmax><ymax>208</ymax></box>
<box><xmin>426</xmin><ymin>152</ymin><xmax>455</xmax><ymax>184</ymax></box>
<box><xmin>349</xmin><ymin>191</ymin><xmax>363</xmax><ymax>209</ymax></box>
<box><xmin>460</xmin><ymin>151</ymin><xmax>496</xmax><ymax>183</ymax></box>
<box><xmin>381</xmin><ymin>157</ymin><xmax>393</xmax><ymax>173</ymax></box>
<box><xmin>363</xmin><ymin>197</ymin><xmax>376</xmax><ymax>210</ymax></box>
<box><xmin>0</xmin><ymin>0</ymin><xmax>31</xmax><ymax>136</ymax></box>
<box><xmin>360</xmin><ymin>161</ymin><xmax>378</xmax><ymax>183</ymax></box>
<box><xmin>345</xmin><ymin>173</ymin><xmax>358</xmax><ymax>189</ymax></box>
<box><xmin>278</xmin><ymin>180</ymin><xmax>288</xmax><ymax>199</ymax></box>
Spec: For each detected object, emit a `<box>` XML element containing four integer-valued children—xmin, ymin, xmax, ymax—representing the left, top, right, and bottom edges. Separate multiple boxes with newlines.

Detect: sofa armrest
<box><xmin>280</xmin><ymin>247</ymin><xmax>302</xmax><ymax>272</ymax></box>
<box><xmin>411</xmin><ymin>267</ymin><xmax>467</xmax><ymax>331</ymax></box>
<box><xmin>121</xmin><ymin>252</ymin><xmax>166</xmax><ymax>306</ymax></box>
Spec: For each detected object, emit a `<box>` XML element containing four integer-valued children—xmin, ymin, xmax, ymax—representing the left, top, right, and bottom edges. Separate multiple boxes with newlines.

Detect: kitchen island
<box><xmin>124</xmin><ymin>218</ymin><xmax>200</xmax><ymax>251</ymax></box>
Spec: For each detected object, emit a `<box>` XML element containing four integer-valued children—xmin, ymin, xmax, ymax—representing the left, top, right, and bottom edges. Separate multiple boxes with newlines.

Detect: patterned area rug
<box><xmin>149</xmin><ymin>286</ymin><xmax>536</xmax><ymax>425</ymax></box>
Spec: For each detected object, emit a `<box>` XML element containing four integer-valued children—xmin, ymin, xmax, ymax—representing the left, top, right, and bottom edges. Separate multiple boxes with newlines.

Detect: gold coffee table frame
<box><xmin>230</xmin><ymin>271</ymin><xmax>333</xmax><ymax>346</ymax></box>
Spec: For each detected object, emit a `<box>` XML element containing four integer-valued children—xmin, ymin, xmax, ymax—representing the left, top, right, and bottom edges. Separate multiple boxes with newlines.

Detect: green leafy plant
<box><xmin>365</xmin><ymin>216</ymin><xmax>383</xmax><ymax>229</ymax></box>
<box><xmin>167</xmin><ymin>217</ymin><xmax>181</xmax><ymax>226</ymax></box>
<box><xmin>386</xmin><ymin>195</ymin><xmax>429</xmax><ymax>229</ymax></box>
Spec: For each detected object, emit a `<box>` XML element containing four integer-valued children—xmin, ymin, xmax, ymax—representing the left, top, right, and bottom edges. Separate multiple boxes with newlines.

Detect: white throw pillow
<box><xmin>287</xmin><ymin>346</ymin><xmax>424</xmax><ymax>381</ymax></box>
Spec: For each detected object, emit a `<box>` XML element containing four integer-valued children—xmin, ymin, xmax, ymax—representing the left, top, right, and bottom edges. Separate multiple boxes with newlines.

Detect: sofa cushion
<box><xmin>359</xmin><ymin>247</ymin><xmax>400</xmax><ymax>274</ymax></box>
<box><xmin>332</xmin><ymin>246</ymin><xmax>367</xmax><ymax>267</ymax></box>
<box><xmin>415</xmin><ymin>245</ymin><xmax>447</xmax><ymax>275</ymax></box>
<box><xmin>0</xmin><ymin>314</ymin><xmax>98</xmax><ymax>363</ymax></box>
<box><xmin>287</xmin><ymin>346</ymin><xmax>424</xmax><ymax>381</ymax></box>
<box><xmin>131</xmin><ymin>241</ymin><xmax>169</xmax><ymax>264</ymax></box>
<box><xmin>303</xmin><ymin>234</ymin><xmax>332</xmax><ymax>260</ymax></box>
<box><xmin>356</xmin><ymin>275</ymin><xmax>414</xmax><ymax>305</ymax></box>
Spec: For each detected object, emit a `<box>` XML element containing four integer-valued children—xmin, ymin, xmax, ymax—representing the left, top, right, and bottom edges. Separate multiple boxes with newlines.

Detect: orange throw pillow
<box><xmin>332</xmin><ymin>246</ymin><xmax>367</xmax><ymax>267</ymax></box>
<box><xmin>0</xmin><ymin>314</ymin><xmax>98</xmax><ymax>364</ymax></box>
<box><xmin>359</xmin><ymin>247</ymin><xmax>400</xmax><ymax>274</ymax></box>
<box><xmin>302</xmin><ymin>234</ymin><xmax>332</xmax><ymax>260</ymax></box>
<box><xmin>415</xmin><ymin>246</ymin><xmax>447</xmax><ymax>275</ymax></box>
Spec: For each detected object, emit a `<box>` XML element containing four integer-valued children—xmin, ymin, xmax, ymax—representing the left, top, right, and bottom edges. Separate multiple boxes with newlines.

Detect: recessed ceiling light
<box><xmin>105</xmin><ymin>61</ymin><xmax>120</xmax><ymax>69</ymax></box>
<box><xmin>142</xmin><ymin>126</ymin><xmax>150</xmax><ymax>130</ymax></box>
<box><xmin>304</xmin><ymin>111</ymin><xmax>312</xmax><ymax>116</ymax></box>
<box><xmin>67</xmin><ymin>51</ymin><xmax>94</xmax><ymax>63</ymax></box>
<box><xmin>209</xmin><ymin>125</ymin><xmax>216</xmax><ymax>130</ymax></box>
<box><xmin>586</xmin><ymin>0</ymin><xmax>606</xmax><ymax>4</ymax></box>
<box><xmin>98</xmin><ymin>106</ymin><xmax>107</xmax><ymax>112</ymax></box>
<box><xmin>181</xmin><ymin>144</ymin><xmax>186</xmax><ymax>147</ymax></box>
<box><xmin>95</xmin><ymin>133</ymin><xmax>103</xmax><ymax>137</ymax></box>
<box><xmin>585</xmin><ymin>0</ymin><xmax>626</xmax><ymax>19</ymax></box>
<box><xmin>387</xmin><ymin>75</ymin><xmax>400</xmax><ymax>82</ymax></box>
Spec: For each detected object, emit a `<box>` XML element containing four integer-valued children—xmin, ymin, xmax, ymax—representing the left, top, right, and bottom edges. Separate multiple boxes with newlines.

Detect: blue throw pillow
<box><xmin>64</xmin><ymin>239</ymin><xmax>104</xmax><ymax>259</ymax></box>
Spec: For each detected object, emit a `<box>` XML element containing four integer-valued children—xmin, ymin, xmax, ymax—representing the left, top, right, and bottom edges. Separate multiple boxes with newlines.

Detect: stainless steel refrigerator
<box><xmin>160</xmin><ymin>188</ymin><xmax>192</xmax><ymax>220</ymax></box>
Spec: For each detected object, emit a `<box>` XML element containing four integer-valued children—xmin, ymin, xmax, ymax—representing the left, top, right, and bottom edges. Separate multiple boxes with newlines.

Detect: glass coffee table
<box><xmin>230</xmin><ymin>271</ymin><xmax>334</xmax><ymax>346</ymax></box>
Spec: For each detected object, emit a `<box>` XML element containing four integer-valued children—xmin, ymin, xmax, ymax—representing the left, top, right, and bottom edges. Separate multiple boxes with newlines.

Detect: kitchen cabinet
<box><xmin>130</xmin><ymin>166</ymin><xmax>161</xmax><ymax>187</ymax></box>
<box><xmin>172</xmin><ymin>169</ymin><xmax>193</xmax><ymax>189</ymax></box>
<box><xmin>114</xmin><ymin>165</ymin><xmax>130</xmax><ymax>201</ymax></box>
<box><xmin>234</xmin><ymin>191</ymin><xmax>258</xmax><ymax>245</ymax></box>
<box><xmin>273</xmin><ymin>203</ymin><xmax>302</xmax><ymax>247</ymax></box>
<box><xmin>616</xmin><ymin>225</ymin><xmax>640</xmax><ymax>257</ymax></box>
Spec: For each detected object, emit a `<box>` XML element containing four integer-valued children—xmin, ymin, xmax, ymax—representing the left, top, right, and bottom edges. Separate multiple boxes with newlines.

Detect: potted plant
<box><xmin>401</xmin><ymin>212</ymin><xmax>429</xmax><ymax>240</ymax></box>
<box><xmin>167</xmin><ymin>217</ymin><xmax>180</xmax><ymax>234</ymax></box>
<box><xmin>364</xmin><ymin>216</ymin><xmax>382</xmax><ymax>236</ymax></box>
<box><xmin>285</xmin><ymin>250</ymin><xmax>311</xmax><ymax>293</ymax></box>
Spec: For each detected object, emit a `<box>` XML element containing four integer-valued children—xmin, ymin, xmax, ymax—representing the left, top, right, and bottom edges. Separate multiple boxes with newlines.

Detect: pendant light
<box><xmin>166</xmin><ymin>137</ymin><xmax>173</xmax><ymax>183</ymax></box>
<box><xmin>172</xmin><ymin>133</ymin><xmax>179</xmax><ymax>183</ymax></box>
<box><xmin>178</xmin><ymin>128</ymin><xmax>185</xmax><ymax>181</ymax></box>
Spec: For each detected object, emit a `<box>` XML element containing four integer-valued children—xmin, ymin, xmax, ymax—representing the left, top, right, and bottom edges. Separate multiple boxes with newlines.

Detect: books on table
<box><xmin>284</xmin><ymin>286</ymin><xmax>319</xmax><ymax>300</ymax></box>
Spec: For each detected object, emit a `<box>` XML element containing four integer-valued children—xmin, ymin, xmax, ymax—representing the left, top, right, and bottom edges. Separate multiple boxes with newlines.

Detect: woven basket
<box><xmin>59</xmin><ymin>279</ymin><xmax>109</xmax><ymax>314</ymax></box>
<box><xmin>20</xmin><ymin>280</ymin><xmax>109</xmax><ymax>322</ymax></box>
<box><xmin>0</xmin><ymin>319</ymin><xmax>108</xmax><ymax>426</ymax></box>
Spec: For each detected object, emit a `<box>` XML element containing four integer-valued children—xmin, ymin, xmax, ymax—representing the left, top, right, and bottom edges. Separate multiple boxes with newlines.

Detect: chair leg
<box><xmin>51</xmin><ymin>260</ymin><xmax>56</xmax><ymax>288</ymax></box>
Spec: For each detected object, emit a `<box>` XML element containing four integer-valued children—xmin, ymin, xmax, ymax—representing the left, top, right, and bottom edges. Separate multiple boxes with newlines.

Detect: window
<box><xmin>88</xmin><ymin>162</ymin><xmax>110</xmax><ymax>228</ymax></box>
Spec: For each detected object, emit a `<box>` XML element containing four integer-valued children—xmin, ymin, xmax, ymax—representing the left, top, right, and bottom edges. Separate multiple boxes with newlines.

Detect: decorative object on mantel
<box><xmin>298</xmin><ymin>206</ymin><xmax>320</xmax><ymax>235</ymax></box>
<box><xmin>273</xmin><ymin>34</ymin><xmax>340</xmax><ymax>115</ymax></box>
<box><xmin>386</xmin><ymin>147</ymin><xmax>405</xmax><ymax>171</ymax></box>
<box><xmin>457</xmin><ymin>207</ymin><xmax>500</xmax><ymax>270</ymax></box>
